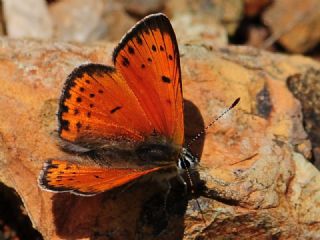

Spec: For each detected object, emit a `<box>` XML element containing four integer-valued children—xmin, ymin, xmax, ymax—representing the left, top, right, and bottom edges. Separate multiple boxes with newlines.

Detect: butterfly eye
<box><xmin>177</xmin><ymin>148</ymin><xmax>198</xmax><ymax>170</ymax></box>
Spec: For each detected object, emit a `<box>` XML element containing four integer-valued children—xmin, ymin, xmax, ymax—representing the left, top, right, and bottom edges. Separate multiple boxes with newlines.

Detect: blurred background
<box><xmin>1</xmin><ymin>0</ymin><xmax>320</xmax><ymax>239</ymax></box>
<box><xmin>1</xmin><ymin>0</ymin><xmax>320</xmax><ymax>57</ymax></box>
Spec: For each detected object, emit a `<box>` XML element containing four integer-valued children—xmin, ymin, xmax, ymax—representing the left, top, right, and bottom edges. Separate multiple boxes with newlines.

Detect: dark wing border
<box><xmin>112</xmin><ymin>13</ymin><xmax>180</xmax><ymax>73</ymax></box>
<box><xmin>57</xmin><ymin>63</ymin><xmax>115</xmax><ymax>137</ymax></box>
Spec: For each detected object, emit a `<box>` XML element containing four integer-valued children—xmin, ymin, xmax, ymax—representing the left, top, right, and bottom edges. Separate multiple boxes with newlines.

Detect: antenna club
<box><xmin>231</xmin><ymin>97</ymin><xmax>240</xmax><ymax>109</ymax></box>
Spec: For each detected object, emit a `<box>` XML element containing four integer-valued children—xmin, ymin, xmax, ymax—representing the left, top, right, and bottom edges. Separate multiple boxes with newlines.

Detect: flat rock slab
<box><xmin>0</xmin><ymin>38</ymin><xmax>320</xmax><ymax>239</ymax></box>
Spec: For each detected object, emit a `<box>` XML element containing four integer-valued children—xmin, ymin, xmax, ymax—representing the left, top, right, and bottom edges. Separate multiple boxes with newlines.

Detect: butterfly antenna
<box><xmin>182</xmin><ymin>97</ymin><xmax>240</xmax><ymax>226</ymax></box>
<box><xmin>186</xmin><ymin>97</ymin><xmax>240</xmax><ymax>150</ymax></box>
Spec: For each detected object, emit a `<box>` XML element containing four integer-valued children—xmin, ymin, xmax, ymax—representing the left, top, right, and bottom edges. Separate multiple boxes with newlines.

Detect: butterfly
<box><xmin>38</xmin><ymin>13</ymin><xmax>198</xmax><ymax>196</ymax></box>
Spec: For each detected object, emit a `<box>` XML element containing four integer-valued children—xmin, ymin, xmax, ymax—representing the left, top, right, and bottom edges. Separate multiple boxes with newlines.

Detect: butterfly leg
<box><xmin>162</xmin><ymin>180</ymin><xmax>172</xmax><ymax>212</ymax></box>
<box><xmin>177</xmin><ymin>174</ymin><xmax>188</xmax><ymax>195</ymax></box>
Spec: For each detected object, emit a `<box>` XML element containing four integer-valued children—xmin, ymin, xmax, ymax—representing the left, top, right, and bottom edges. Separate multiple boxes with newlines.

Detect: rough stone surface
<box><xmin>0</xmin><ymin>38</ymin><xmax>320</xmax><ymax>239</ymax></box>
<box><xmin>49</xmin><ymin>0</ymin><xmax>105</xmax><ymax>42</ymax></box>
<box><xmin>2</xmin><ymin>0</ymin><xmax>53</xmax><ymax>39</ymax></box>
<box><xmin>172</xmin><ymin>13</ymin><xmax>228</xmax><ymax>46</ymax></box>
<box><xmin>287</xmin><ymin>69</ymin><xmax>320</xmax><ymax>169</ymax></box>
<box><xmin>166</xmin><ymin>0</ymin><xmax>243</xmax><ymax>36</ymax></box>
<box><xmin>263</xmin><ymin>0</ymin><xmax>320</xmax><ymax>53</ymax></box>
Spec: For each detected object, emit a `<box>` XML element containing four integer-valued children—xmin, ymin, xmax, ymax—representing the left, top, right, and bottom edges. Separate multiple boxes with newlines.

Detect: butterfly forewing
<box><xmin>58</xmin><ymin>64</ymin><xmax>154</xmax><ymax>147</ymax></box>
<box><xmin>113</xmin><ymin>13</ymin><xmax>184</xmax><ymax>146</ymax></box>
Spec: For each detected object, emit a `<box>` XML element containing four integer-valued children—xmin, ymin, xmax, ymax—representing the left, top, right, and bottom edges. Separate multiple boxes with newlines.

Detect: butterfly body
<box><xmin>39</xmin><ymin>13</ymin><xmax>195</xmax><ymax>196</ymax></box>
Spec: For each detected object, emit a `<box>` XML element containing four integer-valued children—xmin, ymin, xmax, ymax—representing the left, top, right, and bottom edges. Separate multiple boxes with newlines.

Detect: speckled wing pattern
<box><xmin>113</xmin><ymin>14</ymin><xmax>184</xmax><ymax>146</ymax></box>
<box><xmin>39</xmin><ymin>13</ymin><xmax>184</xmax><ymax>196</ymax></box>
<box><xmin>39</xmin><ymin>160</ymin><xmax>161</xmax><ymax>196</ymax></box>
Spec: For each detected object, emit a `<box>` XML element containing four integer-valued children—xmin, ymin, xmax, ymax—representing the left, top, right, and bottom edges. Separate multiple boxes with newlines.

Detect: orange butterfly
<box><xmin>38</xmin><ymin>13</ymin><xmax>198</xmax><ymax>196</ymax></box>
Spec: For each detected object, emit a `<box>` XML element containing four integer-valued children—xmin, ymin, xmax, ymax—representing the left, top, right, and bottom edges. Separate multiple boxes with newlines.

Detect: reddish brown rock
<box><xmin>244</xmin><ymin>0</ymin><xmax>271</xmax><ymax>17</ymax></box>
<box><xmin>0</xmin><ymin>38</ymin><xmax>320</xmax><ymax>239</ymax></box>
<box><xmin>263</xmin><ymin>0</ymin><xmax>320</xmax><ymax>53</ymax></box>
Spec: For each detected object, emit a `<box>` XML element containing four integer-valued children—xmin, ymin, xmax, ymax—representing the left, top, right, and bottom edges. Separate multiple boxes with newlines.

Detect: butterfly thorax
<box><xmin>72</xmin><ymin>133</ymin><xmax>181</xmax><ymax>169</ymax></box>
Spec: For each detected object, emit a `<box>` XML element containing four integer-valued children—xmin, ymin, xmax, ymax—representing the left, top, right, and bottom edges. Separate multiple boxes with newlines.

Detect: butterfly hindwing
<box><xmin>39</xmin><ymin>160</ymin><xmax>161</xmax><ymax>196</ymax></box>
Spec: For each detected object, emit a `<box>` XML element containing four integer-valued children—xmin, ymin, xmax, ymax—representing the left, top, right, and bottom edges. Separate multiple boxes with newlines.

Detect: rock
<box><xmin>49</xmin><ymin>0</ymin><xmax>106</xmax><ymax>42</ymax></box>
<box><xmin>171</xmin><ymin>13</ymin><xmax>228</xmax><ymax>46</ymax></box>
<box><xmin>213</xmin><ymin>0</ymin><xmax>244</xmax><ymax>35</ymax></box>
<box><xmin>244</xmin><ymin>0</ymin><xmax>271</xmax><ymax>17</ymax></box>
<box><xmin>0</xmin><ymin>3</ymin><xmax>5</xmax><ymax>36</ymax></box>
<box><xmin>100</xmin><ymin>1</ymin><xmax>137</xmax><ymax>42</ymax></box>
<box><xmin>2</xmin><ymin>0</ymin><xmax>53</xmax><ymax>39</ymax></box>
<box><xmin>245</xmin><ymin>24</ymin><xmax>269</xmax><ymax>48</ymax></box>
<box><xmin>166</xmin><ymin>0</ymin><xmax>243</xmax><ymax>36</ymax></box>
<box><xmin>263</xmin><ymin>0</ymin><xmax>320</xmax><ymax>53</ymax></box>
<box><xmin>287</xmin><ymin>69</ymin><xmax>320</xmax><ymax>169</ymax></box>
<box><xmin>0</xmin><ymin>38</ymin><xmax>320</xmax><ymax>239</ymax></box>
<box><xmin>124</xmin><ymin>0</ymin><xmax>165</xmax><ymax>17</ymax></box>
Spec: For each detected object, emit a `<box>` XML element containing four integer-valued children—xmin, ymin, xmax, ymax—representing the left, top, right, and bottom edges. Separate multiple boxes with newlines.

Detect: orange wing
<box><xmin>39</xmin><ymin>160</ymin><xmax>161</xmax><ymax>196</ymax></box>
<box><xmin>58</xmin><ymin>64</ymin><xmax>154</xmax><ymax>149</ymax></box>
<box><xmin>113</xmin><ymin>13</ymin><xmax>184</xmax><ymax>146</ymax></box>
<box><xmin>42</xmin><ymin>14</ymin><xmax>183</xmax><ymax>195</ymax></box>
<box><xmin>58</xmin><ymin>13</ymin><xmax>184</xmax><ymax>150</ymax></box>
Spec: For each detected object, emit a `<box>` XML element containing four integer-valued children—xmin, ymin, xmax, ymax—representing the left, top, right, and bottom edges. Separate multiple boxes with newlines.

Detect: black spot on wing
<box><xmin>112</xmin><ymin>13</ymin><xmax>179</xmax><ymax>64</ymax></box>
<box><xmin>76</xmin><ymin>122</ymin><xmax>82</xmax><ymax>130</ymax></box>
<box><xmin>110</xmin><ymin>106</ymin><xmax>122</xmax><ymax>114</ymax></box>
<box><xmin>136</xmin><ymin>36</ymin><xmax>143</xmax><ymax>45</ymax></box>
<box><xmin>162</xmin><ymin>76</ymin><xmax>171</xmax><ymax>83</ymax></box>
<box><xmin>128</xmin><ymin>46</ymin><xmax>135</xmax><ymax>54</ymax></box>
<box><xmin>61</xmin><ymin>104</ymin><xmax>69</xmax><ymax>113</ymax></box>
<box><xmin>60</xmin><ymin>119</ymin><xmax>70</xmax><ymax>131</ymax></box>
<box><xmin>57</xmin><ymin>63</ymin><xmax>115</xmax><ymax>136</ymax></box>
<box><xmin>122</xmin><ymin>56</ymin><xmax>130</xmax><ymax>67</ymax></box>
<box><xmin>152</xmin><ymin>45</ymin><xmax>156</xmax><ymax>51</ymax></box>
